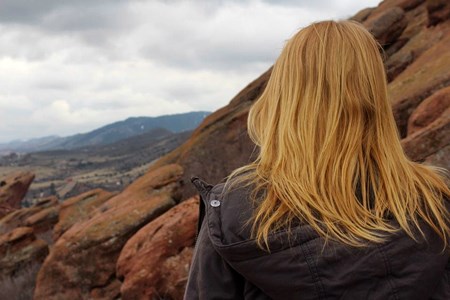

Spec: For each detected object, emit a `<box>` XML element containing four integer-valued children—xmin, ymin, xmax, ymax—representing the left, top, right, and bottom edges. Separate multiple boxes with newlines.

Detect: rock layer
<box><xmin>0</xmin><ymin>227</ymin><xmax>48</xmax><ymax>279</ymax></box>
<box><xmin>53</xmin><ymin>189</ymin><xmax>115</xmax><ymax>241</ymax></box>
<box><xmin>117</xmin><ymin>196</ymin><xmax>199</xmax><ymax>299</ymax></box>
<box><xmin>0</xmin><ymin>172</ymin><xmax>35</xmax><ymax>218</ymax></box>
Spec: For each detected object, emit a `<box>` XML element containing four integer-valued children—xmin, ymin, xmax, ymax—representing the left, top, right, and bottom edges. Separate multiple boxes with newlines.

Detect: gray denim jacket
<box><xmin>184</xmin><ymin>177</ymin><xmax>450</xmax><ymax>299</ymax></box>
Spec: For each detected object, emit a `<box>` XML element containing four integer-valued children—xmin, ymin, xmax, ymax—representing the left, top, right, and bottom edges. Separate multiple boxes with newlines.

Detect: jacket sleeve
<box><xmin>184</xmin><ymin>215</ymin><xmax>245</xmax><ymax>300</ymax></box>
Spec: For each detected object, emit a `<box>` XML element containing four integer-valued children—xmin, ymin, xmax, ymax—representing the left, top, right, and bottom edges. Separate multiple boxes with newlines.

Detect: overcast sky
<box><xmin>0</xmin><ymin>0</ymin><xmax>381</xmax><ymax>143</ymax></box>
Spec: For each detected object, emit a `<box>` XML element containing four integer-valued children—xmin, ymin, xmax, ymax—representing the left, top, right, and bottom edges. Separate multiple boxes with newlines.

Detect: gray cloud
<box><xmin>0</xmin><ymin>0</ymin><xmax>382</xmax><ymax>143</ymax></box>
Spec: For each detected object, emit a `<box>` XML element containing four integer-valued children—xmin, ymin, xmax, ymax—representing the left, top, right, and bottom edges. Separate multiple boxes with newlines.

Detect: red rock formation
<box><xmin>0</xmin><ymin>196</ymin><xmax>57</xmax><ymax>234</ymax></box>
<box><xmin>364</xmin><ymin>6</ymin><xmax>408</xmax><ymax>46</ymax></box>
<box><xmin>0</xmin><ymin>172</ymin><xmax>34</xmax><ymax>218</ymax></box>
<box><xmin>53</xmin><ymin>189</ymin><xmax>115</xmax><ymax>241</ymax></box>
<box><xmin>402</xmin><ymin>109</ymin><xmax>449</xmax><ymax>162</ymax></box>
<box><xmin>34</xmin><ymin>164</ymin><xmax>183</xmax><ymax>300</ymax></box>
<box><xmin>0</xmin><ymin>227</ymin><xmax>48</xmax><ymax>279</ymax></box>
<box><xmin>117</xmin><ymin>196</ymin><xmax>199</xmax><ymax>300</ymax></box>
<box><xmin>407</xmin><ymin>86</ymin><xmax>450</xmax><ymax>135</ymax></box>
<box><xmin>23</xmin><ymin>205</ymin><xmax>59</xmax><ymax>236</ymax></box>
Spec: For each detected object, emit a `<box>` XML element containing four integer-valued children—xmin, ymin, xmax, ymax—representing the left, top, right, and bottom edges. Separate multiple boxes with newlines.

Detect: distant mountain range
<box><xmin>0</xmin><ymin>111</ymin><xmax>210</xmax><ymax>153</ymax></box>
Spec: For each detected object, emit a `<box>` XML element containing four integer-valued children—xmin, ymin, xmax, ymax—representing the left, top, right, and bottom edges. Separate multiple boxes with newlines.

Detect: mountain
<box><xmin>0</xmin><ymin>111</ymin><xmax>210</xmax><ymax>153</ymax></box>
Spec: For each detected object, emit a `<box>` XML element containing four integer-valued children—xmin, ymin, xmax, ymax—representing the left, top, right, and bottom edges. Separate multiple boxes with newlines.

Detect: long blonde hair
<box><xmin>226</xmin><ymin>20</ymin><xmax>450</xmax><ymax>249</ymax></box>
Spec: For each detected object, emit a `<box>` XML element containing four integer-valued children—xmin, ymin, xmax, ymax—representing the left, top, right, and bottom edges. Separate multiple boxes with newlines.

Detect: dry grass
<box><xmin>0</xmin><ymin>263</ymin><xmax>41</xmax><ymax>300</ymax></box>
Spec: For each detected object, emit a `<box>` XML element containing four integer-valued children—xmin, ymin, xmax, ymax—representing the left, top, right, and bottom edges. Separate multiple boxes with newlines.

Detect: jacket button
<box><xmin>210</xmin><ymin>200</ymin><xmax>221</xmax><ymax>207</ymax></box>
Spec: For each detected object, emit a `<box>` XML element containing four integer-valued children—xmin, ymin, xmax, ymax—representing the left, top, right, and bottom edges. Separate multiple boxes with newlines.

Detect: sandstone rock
<box><xmin>0</xmin><ymin>197</ymin><xmax>57</xmax><ymax>235</ymax></box>
<box><xmin>53</xmin><ymin>189</ymin><xmax>115</xmax><ymax>241</ymax></box>
<box><xmin>0</xmin><ymin>172</ymin><xmax>34</xmax><ymax>218</ymax></box>
<box><xmin>364</xmin><ymin>6</ymin><xmax>408</xmax><ymax>47</ymax></box>
<box><xmin>385</xmin><ymin>21</ymin><xmax>450</xmax><ymax>82</ymax></box>
<box><xmin>387</xmin><ymin>50</ymin><xmax>414</xmax><ymax>81</ymax></box>
<box><xmin>23</xmin><ymin>205</ymin><xmax>59</xmax><ymax>236</ymax></box>
<box><xmin>351</xmin><ymin>7</ymin><xmax>375</xmax><ymax>23</ymax></box>
<box><xmin>90</xmin><ymin>278</ymin><xmax>122</xmax><ymax>300</ymax></box>
<box><xmin>407</xmin><ymin>86</ymin><xmax>450</xmax><ymax>135</ymax></box>
<box><xmin>117</xmin><ymin>196</ymin><xmax>199</xmax><ymax>300</ymax></box>
<box><xmin>374</xmin><ymin>0</ymin><xmax>424</xmax><ymax>12</ymax></box>
<box><xmin>401</xmin><ymin>110</ymin><xmax>450</xmax><ymax>162</ymax></box>
<box><xmin>34</xmin><ymin>164</ymin><xmax>183</xmax><ymax>300</ymax></box>
<box><xmin>0</xmin><ymin>227</ymin><xmax>48</xmax><ymax>279</ymax></box>
<box><xmin>427</xmin><ymin>0</ymin><xmax>450</xmax><ymax>26</ymax></box>
<box><xmin>389</xmin><ymin>31</ymin><xmax>450</xmax><ymax>136</ymax></box>
<box><xmin>425</xmin><ymin>144</ymin><xmax>450</xmax><ymax>171</ymax></box>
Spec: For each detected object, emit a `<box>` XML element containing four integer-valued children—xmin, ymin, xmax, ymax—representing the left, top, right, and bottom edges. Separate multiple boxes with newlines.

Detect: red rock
<box><xmin>89</xmin><ymin>278</ymin><xmax>122</xmax><ymax>300</ymax></box>
<box><xmin>386</xmin><ymin>21</ymin><xmax>450</xmax><ymax>82</ymax></box>
<box><xmin>23</xmin><ymin>205</ymin><xmax>59</xmax><ymax>236</ymax></box>
<box><xmin>387</xmin><ymin>50</ymin><xmax>414</xmax><ymax>81</ymax></box>
<box><xmin>0</xmin><ymin>196</ymin><xmax>58</xmax><ymax>237</ymax></box>
<box><xmin>390</xmin><ymin>30</ymin><xmax>450</xmax><ymax>136</ymax></box>
<box><xmin>427</xmin><ymin>0</ymin><xmax>450</xmax><ymax>26</ymax></box>
<box><xmin>117</xmin><ymin>196</ymin><xmax>199</xmax><ymax>300</ymax></box>
<box><xmin>351</xmin><ymin>7</ymin><xmax>375</xmax><ymax>23</ymax></box>
<box><xmin>33</xmin><ymin>164</ymin><xmax>183</xmax><ymax>300</ymax></box>
<box><xmin>425</xmin><ymin>144</ymin><xmax>450</xmax><ymax>170</ymax></box>
<box><xmin>0</xmin><ymin>227</ymin><xmax>48</xmax><ymax>279</ymax></box>
<box><xmin>0</xmin><ymin>172</ymin><xmax>34</xmax><ymax>218</ymax></box>
<box><xmin>53</xmin><ymin>189</ymin><xmax>115</xmax><ymax>241</ymax></box>
<box><xmin>364</xmin><ymin>6</ymin><xmax>408</xmax><ymax>47</ymax></box>
<box><xmin>401</xmin><ymin>110</ymin><xmax>450</xmax><ymax>161</ymax></box>
<box><xmin>408</xmin><ymin>86</ymin><xmax>450</xmax><ymax>135</ymax></box>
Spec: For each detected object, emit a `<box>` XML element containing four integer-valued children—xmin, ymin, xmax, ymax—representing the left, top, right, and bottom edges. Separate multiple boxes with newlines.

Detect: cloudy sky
<box><xmin>0</xmin><ymin>0</ymin><xmax>381</xmax><ymax>143</ymax></box>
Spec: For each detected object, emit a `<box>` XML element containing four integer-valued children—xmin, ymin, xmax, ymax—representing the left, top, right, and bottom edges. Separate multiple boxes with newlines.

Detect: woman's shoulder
<box><xmin>191</xmin><ymin>176</ymin><xmax>256</xmax><ymax>245</ymax></box>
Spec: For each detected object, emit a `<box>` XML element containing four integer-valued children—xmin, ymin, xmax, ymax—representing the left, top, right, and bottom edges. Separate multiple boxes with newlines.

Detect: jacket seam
<box><xmin>300</xmin><ymin>239</ymin><xmax>326</xmax><ymax>299</ymax></box>
<box><xmin>377</xmin><ymin>244</ymin><xmax>399</xmax><ymax>300</ymax></box>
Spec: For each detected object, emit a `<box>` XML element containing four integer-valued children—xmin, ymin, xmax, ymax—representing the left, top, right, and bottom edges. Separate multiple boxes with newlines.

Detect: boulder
<box><xmin>0</xmin><ymin>227</ymin><xmax>48</xmax><ymax>279</ymax></box>
<box><xmin>0</xmin><ymin>196</ymin><xmax>58</xmax><ymax>235</ymax></box>
<box><xmin>34</xmin><ymin>164</ymin><xmax>183</xmax><ymax>300</ymax></box>
<box><xmin>364</xmin><ymin>6</ymin><xmax>408</xmax><ymax>47</ymax></box>
<box><xmin>117</xmin><ymin>196</ymin><xmax>199</xmax><ymax>299</ymax></box>
<box><xmin>401</xmin><ymin>110</ymin><xmax>450</xmax><ymax>162</ymax></box>
<box><xmin>0</xmin><ymin>172</ymin><xmax>34</xmax><ymax>218</ymax></box>
<box><xmin>53</xmin><ymin>189</ymin><xmax>115</xmax><ymax>241</ymax></box>
<box><xmin>23</xmin><ymin>205</ymin><xmax>59</xmax><ymax>236</ymax></box>
<box><xmin>407</xmin><ymin>86</ymin><xmax>450</xmax><ymax>135</ymax></box>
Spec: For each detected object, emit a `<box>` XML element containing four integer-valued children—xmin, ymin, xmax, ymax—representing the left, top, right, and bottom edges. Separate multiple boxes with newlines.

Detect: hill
<box><xmin>0</xmin><ymin>111</ymin><xmax>210</xmax><ymax>153</ymax></box>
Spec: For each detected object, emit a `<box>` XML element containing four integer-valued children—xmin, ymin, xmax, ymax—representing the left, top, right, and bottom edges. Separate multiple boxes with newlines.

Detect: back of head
<box><xmin>227</xmin><ymin>20</ymin><xmax>450</xmax><ymax>249</ymax></box>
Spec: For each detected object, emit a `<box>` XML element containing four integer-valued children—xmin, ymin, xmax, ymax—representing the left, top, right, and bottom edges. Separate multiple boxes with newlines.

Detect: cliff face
<box><xmin>1</xmin><ymin>0</ymin><xmax>449</xmax><ymax>299</ymax></box>
<box><xmin>151</xmin><ymin>0</ymin><xmax>450</xmax><ymax>198</ymax></box>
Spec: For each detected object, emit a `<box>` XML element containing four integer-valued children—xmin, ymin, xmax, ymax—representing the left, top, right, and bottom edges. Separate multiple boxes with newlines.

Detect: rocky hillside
<box><xmin>0</xmin><ymin>0</ymin><xmax>449</xmax><ymax>299</ymax></box>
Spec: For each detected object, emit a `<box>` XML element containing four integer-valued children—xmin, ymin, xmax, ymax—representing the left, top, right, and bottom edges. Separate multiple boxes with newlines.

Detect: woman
<box><xmin>184</xmin><ymin>20</ymin><xmax>450</xmax><ymax>299</ymax></box>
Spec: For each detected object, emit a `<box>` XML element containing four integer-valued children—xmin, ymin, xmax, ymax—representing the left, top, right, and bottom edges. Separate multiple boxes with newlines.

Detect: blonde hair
<box><xmin>225</xmin><ymin>20</ymin><xmax>450</xmax><ymax>249</ymax></box>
